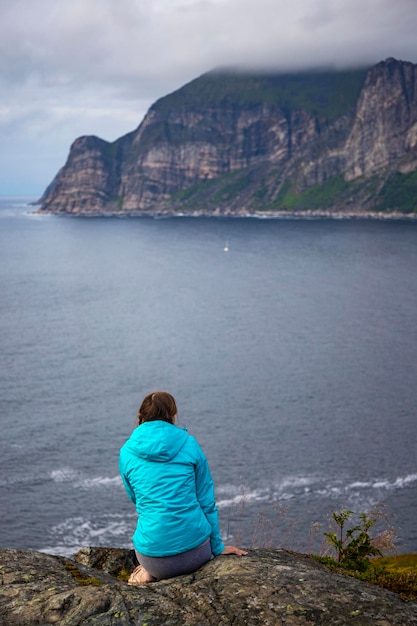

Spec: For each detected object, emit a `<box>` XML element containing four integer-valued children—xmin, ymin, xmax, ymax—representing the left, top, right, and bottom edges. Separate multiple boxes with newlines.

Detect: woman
<box><xmin>119</xmin><ymin>391</ymin><xmax>246</xmax><ymax>585</ymax></box>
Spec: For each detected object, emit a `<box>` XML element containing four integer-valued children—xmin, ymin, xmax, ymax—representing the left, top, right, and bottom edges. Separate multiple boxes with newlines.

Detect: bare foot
<box><xmin>128</xmin><ymin>565</ymin><xmax>157</xmax><ymax>585</ymax></box>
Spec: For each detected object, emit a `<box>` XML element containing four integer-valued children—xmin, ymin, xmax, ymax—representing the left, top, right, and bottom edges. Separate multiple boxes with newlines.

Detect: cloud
<box><xmin>3</xmin><ymin>0</ymin><xmax>417</xmax><ymax>92</ymax></box>
<box><xmin>0</xmin><ymin>0</ymin><xmax>417</xmax><ymax>193</ymax></box>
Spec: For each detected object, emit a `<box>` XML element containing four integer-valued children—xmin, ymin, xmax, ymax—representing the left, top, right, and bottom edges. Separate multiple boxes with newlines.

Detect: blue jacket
<box><xmin>119</xmin><ymin>421</ymin><xmax>225</xmax><ymax>557</ymax></box>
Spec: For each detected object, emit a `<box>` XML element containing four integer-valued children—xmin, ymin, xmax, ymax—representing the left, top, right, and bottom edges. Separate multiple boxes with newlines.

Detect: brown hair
<box><xmin>137</xmin><ymin>391</ymin><xmax>177</xmax><ymax>426</ymax></box>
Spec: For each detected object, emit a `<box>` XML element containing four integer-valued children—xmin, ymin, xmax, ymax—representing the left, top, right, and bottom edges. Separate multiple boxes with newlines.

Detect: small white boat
<box><xmin>223</xmin><ymin>240</ymin><xmax>229</xmax><ymax>252</ymax></box>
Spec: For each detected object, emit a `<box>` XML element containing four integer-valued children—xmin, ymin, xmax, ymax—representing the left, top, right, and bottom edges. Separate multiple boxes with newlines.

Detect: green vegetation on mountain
<box><xmin>170</xmin><ymin>169</ymin><xmax>417</xmax><ymax>216</ymax></box>
<box><xmin>155</xmin><ymin>68</ymin><xmax>368</xmax><ymax>121</ymax></box>
<box><xmin>376</xmin><ymin>171</ymin><xmax>417</xmax><ymax>213</ymax></box>
<box><xmin>273</xmin><ymin>176</ymin><xmax>351</xmax><ymax>211</ymax></box>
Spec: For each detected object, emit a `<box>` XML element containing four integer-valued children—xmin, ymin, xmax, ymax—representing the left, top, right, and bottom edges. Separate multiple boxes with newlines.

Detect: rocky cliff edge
<box><xmin>1</xmin><ymin>547</ymin><xmax>416</xmax><ymax>625</ymax></box>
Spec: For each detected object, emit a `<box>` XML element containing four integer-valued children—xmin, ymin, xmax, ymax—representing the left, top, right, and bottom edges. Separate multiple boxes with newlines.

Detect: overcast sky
<box><xmin>1</xmin><ymin>0</ymin><xmax>417</xmax><ymax>195</ymax></box>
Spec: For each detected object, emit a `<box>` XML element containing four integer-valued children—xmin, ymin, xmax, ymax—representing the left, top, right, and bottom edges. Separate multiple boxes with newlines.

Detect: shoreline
<box><xmin>32</xmin><ymin>208</ymin><xmax>417</xmax><ymax>221</ymax></box>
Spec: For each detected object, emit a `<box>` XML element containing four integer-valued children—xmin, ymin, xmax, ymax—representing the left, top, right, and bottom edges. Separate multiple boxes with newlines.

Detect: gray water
<box><xmin>1</xmin><ymin>197</ymin><xmax>416</xmax><ymax>556</ymax></box>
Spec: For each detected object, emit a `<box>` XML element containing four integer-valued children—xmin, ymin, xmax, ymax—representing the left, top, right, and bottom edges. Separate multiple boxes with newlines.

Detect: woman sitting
<box><xmin>119</xmin><ymin>391</ymin><xmax>246</xmax><ymax>584</ymax></box>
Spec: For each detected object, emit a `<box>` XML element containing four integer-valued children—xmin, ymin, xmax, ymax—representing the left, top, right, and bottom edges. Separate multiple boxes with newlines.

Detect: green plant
<box><xmin>324</xmin><ymin>509</ymin><xmax>381</xmax><ymax>572</ymax></box>
<box><xmin>313</xmin><ymin>509</ymin><xmax>416</xmax><ymax>601</ymax></box>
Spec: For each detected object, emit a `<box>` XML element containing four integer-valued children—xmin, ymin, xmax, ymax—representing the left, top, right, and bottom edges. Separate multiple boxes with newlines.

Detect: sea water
<box><xmin>1</xmin><ymin>197</ymin><xmax>416</xmax><ymax>556</ymax></box>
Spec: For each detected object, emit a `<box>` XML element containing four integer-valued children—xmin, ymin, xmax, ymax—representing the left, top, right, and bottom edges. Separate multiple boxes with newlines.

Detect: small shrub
<box><xmin>313</xmin><ymin>508</ymin><xmax>416</xmax><ymax>601</ymax></box>
<box><xmin>323</xmin><ymin>509</ymin><xmax>382</xmax><ymax>572</ymax></box>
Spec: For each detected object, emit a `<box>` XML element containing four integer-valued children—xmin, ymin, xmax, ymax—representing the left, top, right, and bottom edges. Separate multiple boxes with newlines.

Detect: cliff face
<box><xmin>345</xmin><ymin>59</ymin><xmax>417</xmax><ymax>180</ymax></box>
<box><xmin>40</xmin><ymin>133</ymin><xmax>134</xmax><ymax>214</ymax></box>
<box><xmin>39</xmin><ymin>58</ymin><xmax>417</xmax><ymax>216</ymax></box>
<box><xmin>1</xmin><ymin>547</ymin><xmax>416</xmax><ymax>625</ymax></box>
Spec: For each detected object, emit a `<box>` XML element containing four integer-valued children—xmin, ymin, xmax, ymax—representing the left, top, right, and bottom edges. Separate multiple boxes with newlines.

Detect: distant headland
<box><xmin>37</xmin><ymin>58</ymin><xmax>417</xmax><ymax>218</ymax></box>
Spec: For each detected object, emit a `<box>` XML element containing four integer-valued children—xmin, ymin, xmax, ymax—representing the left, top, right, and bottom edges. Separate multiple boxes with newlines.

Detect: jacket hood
<box><xmin>126</xmin><ymin>421</ymin><xmax>189</xmax><ymax>462</ymax></box>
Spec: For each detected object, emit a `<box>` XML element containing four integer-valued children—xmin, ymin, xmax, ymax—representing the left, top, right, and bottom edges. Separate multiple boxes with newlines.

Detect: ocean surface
<box><xmin>1</xmin><ymin>196</ymin><xmax>416</xmax><ymax>557</ymax></box>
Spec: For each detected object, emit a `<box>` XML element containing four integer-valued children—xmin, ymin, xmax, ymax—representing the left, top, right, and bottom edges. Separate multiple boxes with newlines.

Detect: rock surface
<box><xmin>38</xmin><ymin>58</ymin><xmax>417</xmax><ymax>217</ymax></box>
<box><xmin>1</xmin><ymin>547</ymin><xmax>416</xmax><ymax>625</ymax></box>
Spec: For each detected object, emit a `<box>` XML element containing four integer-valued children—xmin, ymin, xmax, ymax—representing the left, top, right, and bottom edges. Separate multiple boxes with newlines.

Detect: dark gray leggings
<box><xmin>135</xmin><ymin>538</ymin><xmax>212</xmax><ymax>580</ymax></box>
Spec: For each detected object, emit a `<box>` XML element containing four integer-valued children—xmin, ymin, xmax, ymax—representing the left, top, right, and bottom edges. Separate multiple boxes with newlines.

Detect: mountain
<box><xmin>39</xmin><ymin>58</ymin><xmax>417</xmax><ymax>216</ymax></box>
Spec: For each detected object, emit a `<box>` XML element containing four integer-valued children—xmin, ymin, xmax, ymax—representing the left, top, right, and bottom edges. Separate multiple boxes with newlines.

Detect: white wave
<box><xmin>345</xmin><ymin>473</ymin><xmax>417</xmax><ymax>493</ymax></box>
<box><xmin>217</xmin><ymin>488</ymin><xmax>270</xmax><ymax>509</ymax></box>
<box><xmin>216</xmin><ymin>483</ymin><xmax>246</xmax><ymax>496</ymax></box>
<box><xmin>40</xmin><ymin>513</ymin><xmax>136</xmax><ymax>557</ymax></box>
<box><xmin>393</xmin><ymin>473</ymin><xmax>417</xmax><ymax>488</ymax></box>
<box><xmin>39</xmin><ymin>471</ymin><xmax>416</xmax><ymax>556</ymax></box>
<box><xmin>50</xmin><ymin>467</ymin><xmax>80</xmax><ymax>483</ymax></box>
<box><xmin>373</xmin><ymin>480</ymin><xmax>391</xmax><ymax>489</ymax></box>
<box><xmin>348</xmin><ymin>481</ymin><xmax>372</xmax><ymax>489</ymax></box>
<box><xmin>277</xmin><ymin>476</ymin><xmax>317</xmax><ymax>490</ymax></box>
<box><xmin>216</xmin><ymin>474</ymin><xmax>320</xmax><ymax>508</ymax></box>
<box><xmin>50</xmin><ymin>467</ymin><xmax>122</xmax><ymax>490</ymax></box>
<box><xmin>216</xmin><ymin>471</ymin><xmax>417</xmax><ymax>509</ymax></box>
<box><xmin>82</xmin><ymin>476</ymin><xmax>123</xmax><ymax>488</ymax></box>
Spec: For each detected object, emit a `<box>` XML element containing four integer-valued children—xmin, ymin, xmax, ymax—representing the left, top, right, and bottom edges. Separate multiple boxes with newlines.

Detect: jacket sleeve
<box><xmin>193</xmin><ymin>439</ymin><xmax>225</xmax><ymax>556</ymax></box>
<box><xmin>119</xmin><ymin>453</ymin><xmax>136</xmax><ymax>505</ymax></box>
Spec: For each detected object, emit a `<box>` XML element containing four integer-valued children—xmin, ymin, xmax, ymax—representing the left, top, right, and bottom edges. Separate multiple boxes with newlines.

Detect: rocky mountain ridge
<box><xmin>39</xmin><ymin>57</ymin><xmax>417</xmax><ymax>216</ymax></box>
<box><xmin>1</xmin><ymin>547</ymin><xmax>416</xmax><ymax>625</ymax></box>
